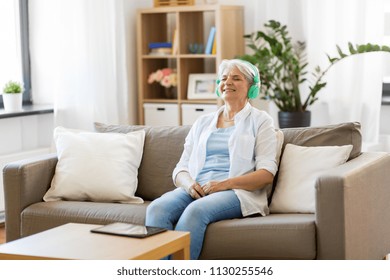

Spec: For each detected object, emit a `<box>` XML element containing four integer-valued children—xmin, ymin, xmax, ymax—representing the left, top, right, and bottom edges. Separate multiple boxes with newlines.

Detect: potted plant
<box><xmin>2</xmin><ymin>80</ymin><xmax>24</xmax><ymax>112</ymax></box>
<box><xmin>240</xmin><ymin>20</ymin><xmax>390</xmax><ymax>128</ymax></box>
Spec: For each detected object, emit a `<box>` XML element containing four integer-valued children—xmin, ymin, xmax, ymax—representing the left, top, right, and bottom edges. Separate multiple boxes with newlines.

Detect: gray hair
<box><xmin>217</xmin><ymin>59</ymin><xmax>260</xmax><ymax>87</ymax></box>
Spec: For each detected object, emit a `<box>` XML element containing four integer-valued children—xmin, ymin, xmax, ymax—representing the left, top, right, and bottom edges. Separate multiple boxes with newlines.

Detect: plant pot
<box><xmin>2</xmin><ymin>93</ymin><xmax>23</xmax><ymax>112</ymax></box>
<box><xmin>278</xmin><ymin>111</ymin><xmax>311</xmax><ymax>129</ymax></box>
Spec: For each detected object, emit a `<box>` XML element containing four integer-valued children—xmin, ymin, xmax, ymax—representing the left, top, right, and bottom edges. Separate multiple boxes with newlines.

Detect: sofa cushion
<box><xmin>94</xmin><ymin>123</ymin><xmax>191</xmax><ymax>200</ymax></box>
<box><xmin>200</xmin><ymin>213</ymin><xmax>316</xmax><ymax>260</ymax></box>
<box><xmin>21</xmin><ymin>201</ymin><xmax>150</xmax><ymax>238</ymax></box>
<box><xmin>281</xmin><ymin>122</ymin><xmax>361</xmax><ymax>160</ymax></box>
<box><xmin>269</xmin><ymin>144</ymin><xmax>353</xmax><ymax>213</ymax></box>
<box><xmin>43</xmin><ymin>127</ymin><xmax>145</xmax><ymax>204</ymax></box>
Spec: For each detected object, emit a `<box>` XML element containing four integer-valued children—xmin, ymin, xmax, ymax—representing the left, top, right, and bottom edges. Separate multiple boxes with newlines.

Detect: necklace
<box><xmin>221</xmin><ymin>111</ymin><xmax>235</xmax><ymax>122</ymax></box>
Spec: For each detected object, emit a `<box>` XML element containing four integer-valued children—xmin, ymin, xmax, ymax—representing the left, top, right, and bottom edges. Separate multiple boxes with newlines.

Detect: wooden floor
<box><xmin>0</xmin><ymin>225</ymin><xmax>5</xmax><ymax>244</ymax></box>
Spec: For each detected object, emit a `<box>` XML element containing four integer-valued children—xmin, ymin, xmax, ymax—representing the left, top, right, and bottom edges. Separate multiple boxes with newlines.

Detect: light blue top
<box><xmin>196</xmin><ymin>126</ymin><xmax>235</xmax><ymax>186</ymax></box>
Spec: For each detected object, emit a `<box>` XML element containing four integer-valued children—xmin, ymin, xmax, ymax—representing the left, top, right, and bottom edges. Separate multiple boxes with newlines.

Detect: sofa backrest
<box><xmin>95</xmin><ymin>123</ymin><xmax>191</xmax><ymax>200</ymax></box>
<box><xmin>95</xmin><ymin>121</ymin><xmax>362</xmax><ymax>201</ymax></box>
<box><xmin>280</xmin><ymin>122</ymin><xmax>362</xmax><ymax>160</ymax></box>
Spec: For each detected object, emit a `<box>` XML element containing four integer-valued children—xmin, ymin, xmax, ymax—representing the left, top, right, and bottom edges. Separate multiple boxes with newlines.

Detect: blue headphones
<box><xmin>215</xmin><ymin>60</ymin><xmax>260</xmax><ymax>99</ymax></box>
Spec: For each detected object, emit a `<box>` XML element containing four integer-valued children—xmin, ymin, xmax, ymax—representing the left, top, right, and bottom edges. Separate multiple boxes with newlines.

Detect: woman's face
<box><xmin>219</xmin><ymin>66</ymin><xmax>250</xmax><ymax>104</ymax></box>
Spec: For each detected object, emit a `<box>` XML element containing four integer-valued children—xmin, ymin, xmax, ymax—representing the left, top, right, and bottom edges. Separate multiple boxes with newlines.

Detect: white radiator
<box><xmin>0</xmin><ymin>148</ymin><xmax>52</xmax><ymax>218</ymax></box>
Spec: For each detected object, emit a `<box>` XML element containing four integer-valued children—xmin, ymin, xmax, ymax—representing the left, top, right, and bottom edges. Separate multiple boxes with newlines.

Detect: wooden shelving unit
<box><xmin>136</xmin><ymin>5</ymin><xmax>244</xmax><ymax>125</ymax></box>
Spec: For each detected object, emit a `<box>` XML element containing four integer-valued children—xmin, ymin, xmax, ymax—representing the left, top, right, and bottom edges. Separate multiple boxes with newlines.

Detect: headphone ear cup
<box><xmin>215</xmin><ymin>79</ymin><xmax>220</xmax><ymax>97</ymax></box>
<box><xmin>247</xmin><ymin>85</ymin><xmax>259</xmax><ymax>99</ymax></box>
<box><xmin>248</xmin><ymin>64</ymin><xmax>260</xmax><ymax>99</ymax></box>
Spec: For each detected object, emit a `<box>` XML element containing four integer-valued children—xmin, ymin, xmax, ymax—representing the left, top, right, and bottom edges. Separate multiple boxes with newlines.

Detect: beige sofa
<box><xmin>3</xmin><ymin>122</ymin><xmax>390</xmax><ymax>259</ymax></box>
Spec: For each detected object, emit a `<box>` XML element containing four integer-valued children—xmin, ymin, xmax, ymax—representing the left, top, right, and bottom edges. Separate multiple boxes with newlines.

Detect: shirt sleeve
<box><xmin>172</xmin><ymin>121</ymin><xmax>197</xmax><ymax>184</ymax></box>
<box><xmin>254</xmin><ymin>115</ymin><xmax>281</xmax><ymax>176</ymax></box>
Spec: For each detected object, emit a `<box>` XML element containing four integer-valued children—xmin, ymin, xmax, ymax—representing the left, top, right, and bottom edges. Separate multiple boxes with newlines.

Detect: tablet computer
<box><xmin>90</xmin><ymin>222</ymin><xmax>167</xmax><ymax>238</ymax></box>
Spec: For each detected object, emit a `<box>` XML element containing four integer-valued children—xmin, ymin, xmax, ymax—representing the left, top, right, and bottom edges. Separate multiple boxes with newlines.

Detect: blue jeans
<box><xmin>145</xmin><ymin>188</ymin><xmax>242</xmax><ymax>260</ymax></box>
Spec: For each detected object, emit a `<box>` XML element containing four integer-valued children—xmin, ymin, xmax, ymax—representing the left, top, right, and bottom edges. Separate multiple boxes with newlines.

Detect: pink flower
<box><xmin>148</xmin><ymin>68</ymin><xmax>177</xmax><ymax>88</ymax></box>
<box><xmin>154</xmin><ymin>70</ymin><xmax>164</xmax><ymax>82</ymax></box>
<box><xmin>161</xmin><ymin>68</ymin><xmax>172</xmax><ymax>76</ymax></box>
<box><xmin>147</xmin><ymin>72</ymin><xmax>156</xmax><ymax>84</ymax></box>
<box><xmin>160</xmin><ymin>76</ymin><xmax>171</xmax><ymax>87</ymax></box>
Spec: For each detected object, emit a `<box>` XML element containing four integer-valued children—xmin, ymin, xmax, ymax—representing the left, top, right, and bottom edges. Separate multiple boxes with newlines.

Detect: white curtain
<box><xmin>305</xmin><ymin>0</ymin><xmax>385</xmax><ymax>149</ymax></box>
<box><xmin>238</xmin><ymin>0</ymin><xmax>386</xmax><ymax>149</ymax></box>
<box><xmin>29</xmin><ymin>0</ymin><xmax>134</xmax><ymax>131</ymax></box>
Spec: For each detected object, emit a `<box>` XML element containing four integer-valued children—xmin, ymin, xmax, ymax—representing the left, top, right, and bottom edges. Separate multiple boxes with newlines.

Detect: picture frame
<box><xmin>187</xmin><ymin>73</ymin><xmax>217</xmax><ymax>99</ymax></box>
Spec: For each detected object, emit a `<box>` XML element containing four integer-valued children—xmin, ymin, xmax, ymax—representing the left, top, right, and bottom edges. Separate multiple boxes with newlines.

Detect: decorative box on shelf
<box><xmin>181</xmin><ymin>103</ymin><xmax>218</xmax><ymax>125</ymax></box>
<box><xmin>143</xmin><ymin>103</ymin><xmax>179</xmax><ymax>126</ymax></box>
<box><xmin>153</xmin><ymin>0</ymin><xmax>194</xmax><ymax>7</ymax></box>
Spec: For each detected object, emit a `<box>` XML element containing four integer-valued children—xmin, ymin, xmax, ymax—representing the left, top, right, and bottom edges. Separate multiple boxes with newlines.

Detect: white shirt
<box><xmin>173</xmin><ymin>102</ymin><xmax>281</xmax><ymax>216</ymax></box>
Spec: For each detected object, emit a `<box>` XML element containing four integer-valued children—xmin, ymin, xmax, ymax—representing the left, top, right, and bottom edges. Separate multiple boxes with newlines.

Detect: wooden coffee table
<box><xmin>0</xmin><ymin>223</ymin><xmax>190</xmax><ymax>260</ymax></box>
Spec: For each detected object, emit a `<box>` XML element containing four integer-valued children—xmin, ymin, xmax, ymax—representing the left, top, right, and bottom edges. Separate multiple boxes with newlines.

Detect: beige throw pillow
<box><xmin>270</xmin><ymin>143</ymin><xmax>353</xmax><ymax>213</ymax></box>
<box><xmin>43</xmin><ymin>127</ymin><xmax>145</xmax><ymax>203</ymax></box>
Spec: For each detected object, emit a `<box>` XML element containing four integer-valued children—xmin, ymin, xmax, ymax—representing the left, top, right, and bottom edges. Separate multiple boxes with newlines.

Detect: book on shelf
<box><xmin>172</xmin><ymin>29</ymin><xmax>178</xmax><ymax>55</ymax></box>
<box><xmin>205</xmin><ymin>26</ymin><xmax>216</xmax><ymax>54</ymax></box>
<box><xmin>211</xmin><ymin>34</ymin><xmax>217</xmax><ymax>54</ymax></box>
<box><xmin>149</xmin><ymin>47</ymin><xmax>172</xmax><ymax>55</ymax></box>
<box><xmin>148</xmin><ymin>42</ymin><xmax>172</xmax><ymax>49</ymax></box>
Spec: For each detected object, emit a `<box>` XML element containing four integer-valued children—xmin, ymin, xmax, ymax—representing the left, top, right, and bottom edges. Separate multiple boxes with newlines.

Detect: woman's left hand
<box><xmin>202</xmin><ymin>180</ymin><xmax>228</xmax><ymax>195</ymax></box>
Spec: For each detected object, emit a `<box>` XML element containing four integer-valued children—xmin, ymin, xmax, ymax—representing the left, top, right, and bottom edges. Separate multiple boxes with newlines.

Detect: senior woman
<box><xmin>145</xmin><ymin>59</ymin><xmax>281</xmax><ymax>260</ymax></box>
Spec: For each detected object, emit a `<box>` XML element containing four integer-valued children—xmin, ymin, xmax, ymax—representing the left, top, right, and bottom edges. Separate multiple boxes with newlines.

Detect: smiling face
<box><xmin>218</xmin><ymin>66</ymin><xmax>251</xmax><ymax>105</ymax></box>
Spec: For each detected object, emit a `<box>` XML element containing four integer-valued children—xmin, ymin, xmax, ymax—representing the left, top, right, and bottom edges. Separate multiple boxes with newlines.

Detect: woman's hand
<box><xmin>189</xmin><ymin>182</ymin><xmax>206</xmax><ymax>199</ymax></box>
<box><xmin>202</xmin><ymin>180</ymin><xmax>228</xmax><ymax>195</ymax></box>
<box><xmin>175</xmin><ymin>171</ymin><xmax>206</xmax><ymax>199</ymax></box>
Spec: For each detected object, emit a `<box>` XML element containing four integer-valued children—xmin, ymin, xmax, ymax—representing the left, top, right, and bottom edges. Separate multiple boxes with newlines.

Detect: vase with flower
<box><xmin>148</xmin><ymin>68</ymin><xmax>178</xmax><ymax>99</ymax></box>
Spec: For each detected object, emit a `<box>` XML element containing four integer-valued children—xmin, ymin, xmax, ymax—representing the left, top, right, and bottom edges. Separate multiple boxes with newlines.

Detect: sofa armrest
<box><xmin>315</xmin><ymin>152</ymin><xmax>390</xmax><ymax>259</ymax></box>
<box><xmin>3</xmin><ymin>153</ymin><xmax>58</xmax><ymax>241</ymax></box>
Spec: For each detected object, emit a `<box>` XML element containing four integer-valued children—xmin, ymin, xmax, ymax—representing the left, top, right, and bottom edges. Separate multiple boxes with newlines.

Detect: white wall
<box><xmin>0</xmin><ymin>114</ymin><xmax>54</xmax><ymax>155</ymax></box>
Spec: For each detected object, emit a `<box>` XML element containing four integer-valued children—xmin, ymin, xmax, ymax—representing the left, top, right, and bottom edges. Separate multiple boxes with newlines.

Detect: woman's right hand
<box><xmin>174</xmin><ymin>171</ymin><xmax>205</xmax><ymax>199</ymax></box>
<box><xmin>189</xmin><ymin>182</ymin><xmax>206</xmax><ymax>199</ymax></box>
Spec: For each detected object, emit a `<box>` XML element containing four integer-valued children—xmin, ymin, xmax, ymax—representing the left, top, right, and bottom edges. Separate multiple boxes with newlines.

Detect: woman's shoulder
<box><xmin>189</xmin><ymin>110</ymin><xmax>217</xmax><ymax>132</ymax></box>
<box><xmin>194</xmin><ymin>110</ymin><xmax>218</xmax><ymax>124</ymax></box>
<box><xmin>249</xmin><ymin>105</ymin><xmax>273</xmax><ymax>122</ymax></box>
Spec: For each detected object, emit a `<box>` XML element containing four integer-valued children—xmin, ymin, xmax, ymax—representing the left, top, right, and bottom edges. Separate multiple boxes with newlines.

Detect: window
<box><xmin>0</xmin><ymin>0</ymin><xmax>31</xmax><ymax>108</ymax></box>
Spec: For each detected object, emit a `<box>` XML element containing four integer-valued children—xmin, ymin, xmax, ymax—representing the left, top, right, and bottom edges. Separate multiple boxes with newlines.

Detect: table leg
<box><xmin>172</xmin><ymin>246</ymin><xmax>190</xmax><ymax>260</ymax></box>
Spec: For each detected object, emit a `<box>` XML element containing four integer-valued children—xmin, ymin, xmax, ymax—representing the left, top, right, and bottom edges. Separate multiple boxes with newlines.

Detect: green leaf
<box><xmin>3</xmin><ymin>80</ymin><xmax>23</xmax><ymax>93</ymax></box>
<box><xmin>357</xmin><ymin>44</ymin><xmax>367</xmax><ymax>53</ymax></box>
<box><xmin>382</xmin><ymin>45</ymin><xmax>390</xmax><ymax>52</ymax></box>
<box><xmin>326</xmin><ymin>54</ymin><xmax>338</xmax><ymax>63</ymax></box>
<box><xmin>248</xmin><ymin>44</ymin><xmax>259</xmax><ymax>52</ymax></box>
<box><xmin>300</xmin><ymin>62</ymin><xmax>308</xmax><ymax>70</ymax></box>
<box><xmin>348</xmin><ymin>42</ymin><xmax>357</xmax><ymax>54</ymax></box>
<box><xmin>336</xmin><ymin>45</ymin><xmax>347</xmax><ymax>58</ymax></box>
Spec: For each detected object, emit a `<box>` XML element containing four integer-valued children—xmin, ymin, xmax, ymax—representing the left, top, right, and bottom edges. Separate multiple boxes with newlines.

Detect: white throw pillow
<box><xmin>269</xmin><ymin>143</ymin><xmax>353</xmax><ymax>213</ymax></box>
<box><xmin>43</xmin><ymin>127</ymin><xmax>145</xmax><ymax>204</ymax></box>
